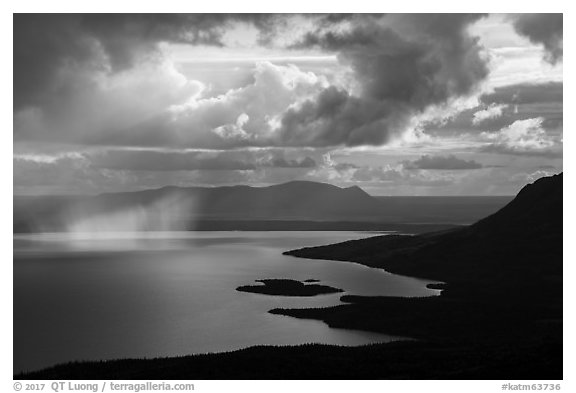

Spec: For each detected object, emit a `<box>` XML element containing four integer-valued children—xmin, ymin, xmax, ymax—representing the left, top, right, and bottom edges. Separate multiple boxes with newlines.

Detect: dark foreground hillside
<box><xmin>287</xmin><ymin>173</ymin><xmax>562</xmax><ymax>287</ymax></box>
<box><xmin>17</xmin><ymin>174</ymin><xmax>562</xmax><ymax>380</ymax></box>
<box><xmin>17</xmin><ymin>340</ymin><xmax>561</xmax><ymax>380</ymax></box>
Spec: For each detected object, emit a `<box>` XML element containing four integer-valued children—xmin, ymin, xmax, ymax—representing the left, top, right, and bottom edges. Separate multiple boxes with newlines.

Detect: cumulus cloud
<box><xmin>426</xmin><ymin>81</ymin><xmax>563</xmax><ymax>134</ymax></box>
<box><xmin>15</xmin><ymin>60</ymin><xmax>328</xmax><ymax>149</ymax></box>
<box><xmin>479</xmin><ymin>117</ymin><xmax>562</xmax><ymax>157</ymax></box>
<box><xmin>13</xmin><ymin>14</ymin><xmax>283</xmax><ymax>110</ymax></box>
<box><xmin>510</xmin><ymin>169</ymin><xmax>556</xmax><ymax>184</ymax></box>
<box><xmin>146</xmin><ymin>61</ymin><xmax>329</xmax><ymax>149</ymax></box>
<box><xmin>472</xmin><ymin>104</ymin><xmax>507</xmax><ymax>125</ymax></box>
<box><xmin>12</xmin><ymin>14</ymin><xmax>563</xmax><ymax>196</ymax></box>
<box><xmin>14</xmin><ymin>14</ymin><xmax>490</xmax><ymax>151</ymax></box>
<box><xmin>479</xmin><ymin>82</ymin><xmax>563</xmax><ymax>130</ymax></box>
<box><xmin>13</xmin><ymin>14</ymin><xmax>297</xmax><ymax>150</ymax></box>
<box><xmin>14</xmin><ymin>61</ymin><xmax>203</xmax><ymax>145</ymax></box>
<box><xmin>511</xmin><ymin>14</ymin><xmax>563</xmax><ymax>64</ymax></box>
<box><xmin>277</xmin><ymin>14</ymin><xmax>489</xmax><ymax>147</ymax></box>
<box><xmin>482</xmin><ymin>82</ymin><xmax>562</xmax><ymax>106</ymax></box>
<box><xmin>403</xmin><ymin>155</ymin><xmax>483</xmax><ymax>170</ymax></box>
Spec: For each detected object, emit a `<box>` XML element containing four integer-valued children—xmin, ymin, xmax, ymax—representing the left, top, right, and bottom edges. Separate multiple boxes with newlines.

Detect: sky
<box><xmin>13</xmin><ymin>13</ymin><xmax>563</xmax><ymax>196</ymax></box>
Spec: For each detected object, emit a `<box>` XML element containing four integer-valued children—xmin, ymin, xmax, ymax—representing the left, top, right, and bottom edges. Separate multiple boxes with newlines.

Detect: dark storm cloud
<box><xmin>403</xmin><ymin>155</ymin><xmax>483</xmax><ymax>170</ymax></box>
<box><xmin>87</xmin><ymin>149</ymin><xmax>317</xmax><ymax>171</ymax></box>
<box><xmin>15</xmin><ymin>14</ymin><xmax>489</xmax><ymax>148</ymax></box>
<box><xmin>511</xmin><ymin>14</ymin><xmax>563</xmax><ymax>64</ymax></box>
<box><xmin>14</xmin><ymin>14</ymin><xmax>491</xmax><ymax>150</ymax></box>
<box><xmin>13</xmin><ymin>13</ymin><xmax>277</xmax><ymax>110</ymax></box>
<box><xmin>277</xmin><ymin>86</ymin><xmax>398</xmax><ymax>146</ymax></box>
<box><xmin>277</xmin><ymin>14</ymin><xmax>489</xmax><ymax>147</ymax></box>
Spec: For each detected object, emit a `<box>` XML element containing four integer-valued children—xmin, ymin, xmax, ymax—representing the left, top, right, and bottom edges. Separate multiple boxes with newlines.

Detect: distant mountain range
<box><xmin>19</xmin><ymin>175</ymin><xmax>563</xmax><ymax>379</ymax></box>
<box><xmin>14</xmin><ymin>180</ymin><xmax>512</xmax><ymax>233</ymax></box>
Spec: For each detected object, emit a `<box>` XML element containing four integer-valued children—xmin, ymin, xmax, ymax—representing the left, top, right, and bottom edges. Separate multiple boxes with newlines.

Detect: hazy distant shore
<box><xmin>13</xmin><ymin>219</ymin><xmax>460</xmax><ymax>234</ymax></box>
<box><xmin>13</xmin><ymin>187</ymin><xmax>511</xmax><ymax>234</ymax></box>
<box><xmin>15</xmin><ymin>176</ymin><xmax>562</xmax><ymax>380</ymax></box>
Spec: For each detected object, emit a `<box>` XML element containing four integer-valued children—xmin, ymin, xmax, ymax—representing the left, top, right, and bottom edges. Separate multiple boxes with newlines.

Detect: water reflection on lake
<box><xmin>14</xmin><ymin>231</ymin><xmax>438</xmax><ymax>373</ymax></box>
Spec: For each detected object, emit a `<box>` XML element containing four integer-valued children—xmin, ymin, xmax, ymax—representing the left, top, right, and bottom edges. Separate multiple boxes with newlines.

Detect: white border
<box><xmin>3</xmin><ymin>2</ymin><xmax>571</xmax><ymax>392</ymax></box>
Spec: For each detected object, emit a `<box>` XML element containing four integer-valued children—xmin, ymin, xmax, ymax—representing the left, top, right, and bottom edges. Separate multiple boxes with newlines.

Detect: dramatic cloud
<box><xmin>472</xmin><ymin>104</ymin><xmax>507</xmax><ymax>125</ymax></box>
<box><xmin>425</xmin><ymin>81</ymin><xmax>563</xmax><ymax>134</ymax></box>
<box><xmin>14</xmin><ymin>61</ymin><xmax>204</xmax><ymax>145</ymax></box>
<box><xmin>482</xmin><ymin>82</ymin><xmax>562</xmax><ymax>106</ymax></box>
<box><xmin>479</xmin><ymin>117</ymin><xmax>562</xmax><ymax>157</ymax></box>
<box><xmin>403</xmin><ymin>155</ymin><xmax>483</xmax><ymax>170</ymax></box>
<box><xmin>147</xmin><ymin>61</ymin><xmax>329</xmax><ymax>149</ymax></box>
<box><xmin>278</xmin><ymin>14</ymin><xmax>490</xmax><ymax>147</ymax></box>
<box><xmin>13</xmin><ymin>14</ymin><xmax>296</xmax><ymax>149</ymax></box>
<box><xmin>12</xmin><ymin>14</ymin><xmax>564</xmax><ymax>196</ymax></box>
<box><xmin>511</xmin><ymin>14</ymin><xmax>563</xmax><ymax>64</ymax></box>
<box><xmin>479</xmin><ymin>82</ymin><xmax>563</xmax><ymax>129</ymax></box>
<box><xmin>15</xmin><ymin>60</ymin><xmax>329</xmax><ymax>149</ymax></box>
<box><xmin>15</xmin><ymin>14</ymin><xmax>490</xmax><ymax>150</ymax></box>
<box><xmin>13</xmin><ymin>13</ymin><xmax>283</xmax><ymax>110</ymax></box>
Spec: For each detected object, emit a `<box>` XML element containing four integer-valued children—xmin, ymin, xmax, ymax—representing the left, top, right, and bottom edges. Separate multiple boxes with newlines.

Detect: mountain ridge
<box><xmin>14</xmin><ymin>180</ymin><xmax>513</xmax><ymax>232</ymax></box>
<box><xmin>272</xmin><ymin>173</ymin><xmax>562</xmax><ymax>367</ymax></box>
<box><xmin>17</xmin><ymin>174</ymin><xmax>564</xmax><ymax>379</ymax></box>
<box><xmin>285</xmin><ymin>173</ymin><xmax>563</xmax><ymax>287</ymax></box>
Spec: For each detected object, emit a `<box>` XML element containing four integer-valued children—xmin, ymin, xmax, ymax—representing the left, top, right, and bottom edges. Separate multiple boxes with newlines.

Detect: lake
<box><xmin>14</xmin><ymin>231</ymin><xmax>439</xmax><ymax>373</ymax></box>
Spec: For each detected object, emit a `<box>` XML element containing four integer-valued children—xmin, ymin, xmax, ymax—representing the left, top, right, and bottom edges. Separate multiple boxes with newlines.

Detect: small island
<box><xmin>236</xmin><ymin>279</ymin><xmax>344</xmax><ymax>296</ymax></box>
<box><xmin>426</xmin><ymin>283</ymin><xmax>448</xmax><ymax>290</ymax></box>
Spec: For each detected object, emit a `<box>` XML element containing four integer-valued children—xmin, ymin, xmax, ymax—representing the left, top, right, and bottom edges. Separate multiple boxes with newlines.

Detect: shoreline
<box><xmin>15</xmin><ymin>175</ymin><xmax>563</xmax><ymax>379</ymax></box>
<box><xmin>16</xmin><ymin>235</ymin><xmax>562</xmax><ymax>379</ymax></box>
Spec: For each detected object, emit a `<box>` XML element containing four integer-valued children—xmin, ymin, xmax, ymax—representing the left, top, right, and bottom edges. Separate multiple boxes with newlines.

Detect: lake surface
<box><xmin>14</xmin><ymin>231</ymin><xmax>439</xmax><ymax>373</ymax></box>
